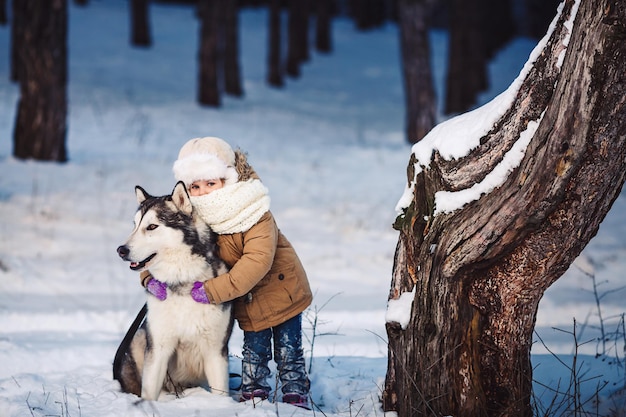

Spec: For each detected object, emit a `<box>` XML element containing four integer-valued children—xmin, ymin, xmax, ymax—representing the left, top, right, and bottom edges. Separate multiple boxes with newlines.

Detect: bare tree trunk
<box><xmin>0</xmin><ymin>0</ymin><xmax>7</xmax><ymax>25</ymax></box>
<box><xmin>223</xmin><ymin>0</ymin><xmax>243</xmax><ymax>97</ymax></box>
<box><xmin>350</xmin><ymin>0</ymin><xmax>386</xmax><ymax>30</ymax></box>
<box><xmin>444</xmin><ymin>0</ymin><xmax>488</xmax><ymax>114</ymax></box>
<box><xmin>198</xmin><ymin>0</ymin><xmax>221</xmax><ymax>107</ymax></box>
<box><xmin>266</xmin><ymin>0</ymin><xmax>283</xmax><ymax>87</ymax></box>
<box><xmin>10</xmin><ymin>0</ymin><xmax>25</xmax><ymax>82</ymax></box>
<box><xmin>483</xmin><ymin>0</ymin><xmax>515</xmax><ymax>59</ymax></box>
<box><xmin>398</xmin><ymin>0</ymin><xmax>437</xmax><ymax>144</ymax></box>
<box><xmin>315</xmin><ymin>0</ymin><xmax>332</xmax><ymax>53</ymax></box>
<box><xmin>297</xmin><ymin>0</ymin><xmax>311</xmax><ymax>63</ymax></box>
<box><xmin>13</xmin><ymin>0</ymin><xmax>68</xmax><ymax>162</ymax></box>
<box><xmin>130</xmin><ymin>0</ymin><xmax>152</xmax><ymax>47</ymax></box>
<box><xmin>526</xmin><ymin>0</ymin><xmax>562</xmax><ymax>39</ymax></box>
<box><xmin>285</xmin><ymin>0</ymin><xmax>310</xmax><ymax>78</ymax></box>
<box><xmin>384</xmin><ymin>0</ymin><xmax>626</xmax><ymax>415</ymax></box>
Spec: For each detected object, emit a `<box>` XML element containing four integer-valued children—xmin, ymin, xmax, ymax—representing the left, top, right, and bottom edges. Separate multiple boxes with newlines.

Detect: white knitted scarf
<box><xmin>191</xmin><ymin>179</ymin><xmax>271</xmax><ymax>234</ymax></box>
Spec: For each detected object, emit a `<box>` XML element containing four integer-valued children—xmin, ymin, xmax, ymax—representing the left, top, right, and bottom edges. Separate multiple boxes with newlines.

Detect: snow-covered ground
<box><xmin>0</xmin><ymin>1</ymin><xmax>623</xmax><ymax>416</ymax></box>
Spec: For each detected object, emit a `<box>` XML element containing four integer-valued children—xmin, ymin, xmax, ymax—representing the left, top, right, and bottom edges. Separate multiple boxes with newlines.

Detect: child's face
<box><xmin>188</xmin><ymin>179</ymin><xmax>224</xmax><ymax>196</ymax></box>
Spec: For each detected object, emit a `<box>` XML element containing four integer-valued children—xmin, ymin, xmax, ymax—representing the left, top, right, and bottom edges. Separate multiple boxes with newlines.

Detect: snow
<box><xmin>396</xmin><ymin>0</ymin><xmax>580</xmax><ymax>217</ymax></box>
<box><xmin>385</xmin><ymin>287</ymin><xmax>415</xmax><ymax>330</ymax></box>
<box><xmin>0</xmin><ymin>1</ymin><xmax>624</xmax><ymax>416</ymax></box>
<box><xmin>433</xmin><ymin>110</ymin><xmax>542</xmax><ymax>215</ymax></box>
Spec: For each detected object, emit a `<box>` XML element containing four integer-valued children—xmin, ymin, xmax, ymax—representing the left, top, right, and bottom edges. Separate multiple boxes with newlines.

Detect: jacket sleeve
<box><xmin>139</xmin><ymin>270</ymin><xmax>152</xmax><ymax>287</ymax></box>
<box><xmin>202</xmin><ymin>214</ymin><xmax>278</xmax><ymax>304</ymax></box>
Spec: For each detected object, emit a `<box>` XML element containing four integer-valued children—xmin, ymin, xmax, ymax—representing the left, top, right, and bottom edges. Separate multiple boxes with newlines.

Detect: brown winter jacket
<box><xmin>205</xmin><ymin>210</ymin><xmax>312</xmax><ymax>332</ymax></box>
<box><xmin>141</xmin><ymin>150</ymin><xmax>312</xmax><ymax>332</ymax></box>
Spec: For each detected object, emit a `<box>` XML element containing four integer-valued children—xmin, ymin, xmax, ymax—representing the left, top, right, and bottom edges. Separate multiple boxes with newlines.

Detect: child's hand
<box><xmin>191</xmin><ymin>281</ymin><xmax>210</xmax><ymax>304</ymax></box>
<box><xmin>146</xmin><ymin>277</ymin><xmax>168</xmax><ymax>301</ymax></box>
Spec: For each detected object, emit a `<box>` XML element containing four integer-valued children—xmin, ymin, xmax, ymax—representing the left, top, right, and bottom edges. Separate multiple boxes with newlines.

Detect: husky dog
<box><xmin>114</xmin><ymin>181</ymin><xmax>233</xmax><ymax>401</ymax></box>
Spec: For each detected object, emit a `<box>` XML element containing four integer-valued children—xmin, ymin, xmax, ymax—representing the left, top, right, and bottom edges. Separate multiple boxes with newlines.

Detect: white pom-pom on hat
<box><xmin>172</xmin><ymin>137</ymin><xmax>239</xmax><ymax>186</ymax></box>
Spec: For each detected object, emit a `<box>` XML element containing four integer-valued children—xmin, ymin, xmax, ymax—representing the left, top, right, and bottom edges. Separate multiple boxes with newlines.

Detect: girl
<box><xmin>141</xmin><ymin>137</ymin><xmax>312</xmax><ymax>408</ymax></box>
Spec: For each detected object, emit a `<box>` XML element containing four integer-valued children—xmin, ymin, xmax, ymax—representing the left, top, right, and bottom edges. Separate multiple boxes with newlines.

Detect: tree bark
<box><xmin>384</xmin><ymin>0</ymin><xmax>626</xmax><ymax>415</ymax></box>
<box><xmin>266</xmin><ymin>0</ymin><xmax>283</xmax><ymax>87</ymax></box>
<box><xmin>130</xmin><ymin>0</ymin><xmax>152</xmax><ymax>47</ymax></box>
<box><xmin>223</xmin><ymin>0</ymin><xmax>243</xmax><ymax>97</ymax></box>
<box><xmin>13</xmin><ymin>0</ymin><xmax>68</xmax><ymax>162</ymax></box>
<box><xmin>198</xmin><ymin>0</ymin><xmax>221</xmax><ymax>107</ymax></box>
<box><xmin>398</xmin><ymin>0</ymin><xmax>437</xmax><ymax>144</ymax></box>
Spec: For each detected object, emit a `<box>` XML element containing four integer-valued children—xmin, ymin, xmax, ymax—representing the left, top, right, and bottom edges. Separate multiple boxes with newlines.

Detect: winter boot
<box><xmin>283</xmin><ymin>393</ymin><xmax>310</xmax><ymax>410</ymax></box>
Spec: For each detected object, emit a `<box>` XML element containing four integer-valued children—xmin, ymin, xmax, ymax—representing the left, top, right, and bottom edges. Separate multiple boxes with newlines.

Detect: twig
<box><xmin>304</xmin><ymin>293</ymin><xmax>342</xmax><ymax>375</ymax></box>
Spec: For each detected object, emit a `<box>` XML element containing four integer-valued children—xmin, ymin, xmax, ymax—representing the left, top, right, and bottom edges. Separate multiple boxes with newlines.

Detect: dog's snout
<box><xmin>117</xmin><ymin>245</ymin><xmax>130</xmax><ymax>259</ymax></box>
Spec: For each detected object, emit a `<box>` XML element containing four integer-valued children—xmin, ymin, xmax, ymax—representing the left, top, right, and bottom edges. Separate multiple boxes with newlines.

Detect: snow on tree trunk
<box><xmin>383</xmin><ymin>0</ymin><xmax>626</xmax><ymax>415</ymax></box>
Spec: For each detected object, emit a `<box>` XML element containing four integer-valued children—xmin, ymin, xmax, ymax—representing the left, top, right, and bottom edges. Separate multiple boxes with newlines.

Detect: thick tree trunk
<box><xmin>398</xmin><ymin>0</ymin><xmax>436</xmax><ymax>144</ymax></box>
<box><xmin>384</xmin><ymin>0</ymin><xmax>626</xmax><ymax>415</ymax></box>
<box><xmin>266</xmin><ymin>0</ymin><xmax>283</xmax><ymax>87</ymax></box>
<box><xmin>130</xmin><ymin>0</ymin><xmax>152</xmax><ymax>47</ymax></box>
<box><xmin>223</xmin><ymin>0</ymin><xmax>243</xmax><ymax>97</ymax></box>
<box><xmin>198</xmin><ymin>0</ymin><xmax>221</xmax><ymax>107</ymax></box>
<box><xmin>13</xmin><ymin>0</ymin><xmax>68</xmax><ymax>162</ymax></box>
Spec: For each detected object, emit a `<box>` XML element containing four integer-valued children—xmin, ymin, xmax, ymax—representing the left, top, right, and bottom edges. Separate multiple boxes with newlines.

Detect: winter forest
<box><xmin>1</xmin><ymin>0</ymin><xmax>625</xmax><ymax>416</ymax></box>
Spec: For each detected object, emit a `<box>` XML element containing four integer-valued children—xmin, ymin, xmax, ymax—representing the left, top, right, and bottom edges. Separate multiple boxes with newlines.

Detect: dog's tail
<box><xmin>113</xmin><ymin>303</ymin><xmax>147</xmax><ymax>392</ymax></box>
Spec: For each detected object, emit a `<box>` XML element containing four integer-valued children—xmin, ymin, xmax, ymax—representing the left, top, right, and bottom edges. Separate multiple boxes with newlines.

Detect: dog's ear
<box><xmin>135</xmin><ymin>186</ymin><xmax>150</xmax><ymax>204</ymax></box>
<box><xmin>172</xmin><ymin>181</ymin><xmax>193</xmax><ymax>215</ymax></box>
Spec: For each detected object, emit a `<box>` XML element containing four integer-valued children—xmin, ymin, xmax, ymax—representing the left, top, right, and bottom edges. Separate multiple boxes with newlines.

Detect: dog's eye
<box><xmin>147</xmin><ymin>224</ymin><xmax>158</xmax><ymax>231</ymax></box>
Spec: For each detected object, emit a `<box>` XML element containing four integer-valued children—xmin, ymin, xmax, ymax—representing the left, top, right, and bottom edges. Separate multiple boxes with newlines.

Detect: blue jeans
<box><xmin>241</xmin><ymin>313</ymin><xmax>310</xmax><ymax>396</ymax></box>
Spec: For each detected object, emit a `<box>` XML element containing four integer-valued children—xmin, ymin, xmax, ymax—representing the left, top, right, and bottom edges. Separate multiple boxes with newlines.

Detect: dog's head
<box><xmin>116</xmin><ymin>181</ymin><xmax>195</xmax><ymax>274</ymax></box>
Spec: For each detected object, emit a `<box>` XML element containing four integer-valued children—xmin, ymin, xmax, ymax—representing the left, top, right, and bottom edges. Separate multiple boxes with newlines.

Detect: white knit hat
<box><xmin>172</xmin><ymin>137</ymin><xmax>239</xmax><ymax>186</ymax></box>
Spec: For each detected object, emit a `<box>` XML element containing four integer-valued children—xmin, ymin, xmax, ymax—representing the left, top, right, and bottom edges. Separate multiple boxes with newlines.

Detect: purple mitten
<box><xmin>191</xmin><ymin>281</ymin><xmax>210</xmax><ymax>304</ymax></box>
<box><xmin>146</xmin><ymin>278</ymin><xmax>168</xmax><ymax>301</ymax></box>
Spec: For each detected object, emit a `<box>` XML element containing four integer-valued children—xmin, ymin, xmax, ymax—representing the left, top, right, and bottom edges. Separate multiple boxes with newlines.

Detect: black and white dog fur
<box><xmin>114</xmin><ymin>181</ymin><xmax>233</xmax><ymax>400</ymax></box>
